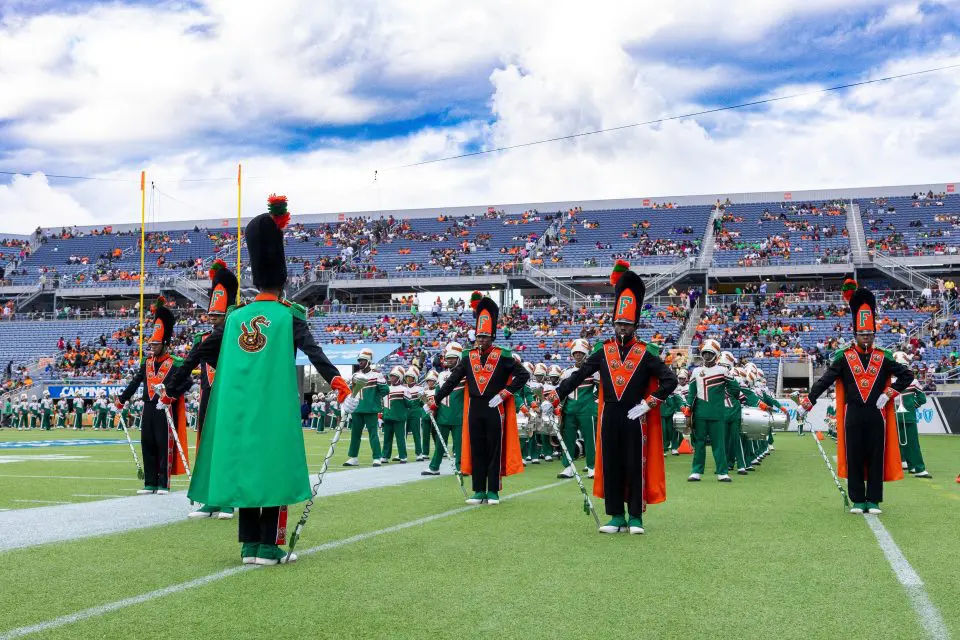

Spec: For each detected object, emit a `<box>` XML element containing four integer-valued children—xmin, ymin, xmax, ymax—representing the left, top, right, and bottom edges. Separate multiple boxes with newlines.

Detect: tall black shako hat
<box><xmin>470</xmin><ymin>291</ymin><xmax>498</xmax><ymax>338</ymax></box>
<box><xmin>843</xmin><ymin>277</ymin><xmax>876</xmax><ymax>335</ymax></box>
<box><xmin>610</xmin><ymin>259</ymin><xmax>645</xmax><ymax>326</ymax></box>
<box><xmin>148</xmin><ymin>296</ymin><xmax>176</xmax><ymax>345</ymax></box>
<box><xmin>245</xmin><ymin>194</ymin><xmax>290</xmax><ymax>290</ymax></box>
<box><xmin>207</xmin><ymin>259</ymin><xmax>239</xmax><ymax>315</ymax></box>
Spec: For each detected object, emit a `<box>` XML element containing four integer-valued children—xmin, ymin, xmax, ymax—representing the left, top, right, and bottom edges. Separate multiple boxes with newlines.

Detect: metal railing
<box><xmin>871</xmin><ymin>250</ymin><xmax>937</xmax><ymax>292</ymax></box>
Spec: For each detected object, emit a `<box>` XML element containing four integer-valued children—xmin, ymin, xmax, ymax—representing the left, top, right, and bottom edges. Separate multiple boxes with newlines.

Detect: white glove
<box><xmin>488</xmin><ymin>394</ymin><xmax>504</xmax><ymax>408</ymax></box>
<box><xmin>627</xmin><ymin>400</ymin><xmax>651</xmax><ymax>421</ymax></box>
<box><xmin>153</xmin><ymin>383</ymin><xmax>165</xmax><ymax>397</ymax></box>
<box><xmin>541</xmin><ymin>401</ymin><xmax>553</xmax><ymax>416</ymax></box>
<box><xmin>341</xmin><ymin>395</ymin><xmax>359</xmax><ymax>414</ymax></box>
<box><xmin>796</xmin><ymin>406</ymin><xmax>807</xmax><ymax>419</ymax></box>
<box><xmin>876</xmin><ymin>394</ymin><xmax>890</xmax><ymax>410</ymax></box>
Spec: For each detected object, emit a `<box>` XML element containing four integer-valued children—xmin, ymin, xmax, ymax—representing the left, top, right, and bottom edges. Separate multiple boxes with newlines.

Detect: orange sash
<box><xmin>603</xmin><ymin>340</ymin><xmax>646</xmax><ymax>401</ymax></box>
<box><xmin>166</xmin><ymin>397</ymin><xmax>189</xmax><ymax>476</ymax></box>
<box><xmin>468</xmin><ymin>348</ymin><xmax>501</xmax><ymax>396</ymax></box>
<box><xmin>844</xmin><ymin>348</ymin><xmax>884</xmax><ymax>403</ymax></box>
<box><xmin>147</xmin><ymin>357</ymin><xmax>173</xmax><ymax>401</ymax></box>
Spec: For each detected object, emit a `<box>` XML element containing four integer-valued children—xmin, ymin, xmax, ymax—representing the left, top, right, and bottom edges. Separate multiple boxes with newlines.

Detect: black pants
<box><xmin>600</xmin><ymin>403</ymin><xmax>646</xmax><ymax>518</ymax></box>
<box><xmin>141</xmin><ymin>404</ymin><xmax>169</xmax><ymax>489</ymax></box>
<box><xmin>844</xmin><ymin>406</ymin><xmax>885</xmax><ymax>503</ymax></box>
<box><xmin>238</xmin><ymin>506</ymin><xmax>287</xmax><ymax>545</ymax></box>
<box><xmin>197</xmin><ymin>389</ymin><xmax>210</xmax><ymax>443</ymax></box>
<box><xmin>467</xmin><ymin>399</ymin><xmax>504</xmax><ymax>494</ymax></box>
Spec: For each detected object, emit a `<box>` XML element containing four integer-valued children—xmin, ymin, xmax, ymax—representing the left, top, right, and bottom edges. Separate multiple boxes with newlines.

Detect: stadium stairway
<box><xmin>698</xmin><ymin>209</ymin><xmax>718</xmax><ymax>268</ymax></box>
<box><xmin>847</xmin><ymin>201</ymin><xmax>869</xmax><ymax>263</ymax></box>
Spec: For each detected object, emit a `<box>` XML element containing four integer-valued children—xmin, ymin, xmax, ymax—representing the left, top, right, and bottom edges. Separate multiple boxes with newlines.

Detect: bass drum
<box><xmin>769</xmin><ymin>411</ymin><xmax>789</xmax><ymax>432</ymax></box>
<box><xmin>740</xmin><ymin>407</ymin><xmax>772</xmax><ymax>441</ymax></box>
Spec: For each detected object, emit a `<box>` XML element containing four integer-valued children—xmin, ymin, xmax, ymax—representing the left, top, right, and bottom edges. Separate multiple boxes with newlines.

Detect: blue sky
<box><xmin>0</xmin><ymin>1</ymin><xmax>958</xmax><ymax>230</ymax></box>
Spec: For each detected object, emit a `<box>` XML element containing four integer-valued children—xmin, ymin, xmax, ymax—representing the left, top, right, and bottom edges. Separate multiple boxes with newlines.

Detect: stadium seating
<box><xmin>858</xmin><ymin>194</ymin><xmax>960</xmax><ymax>255</ymax></box>
<box><xmin>713</xmin><ymin>201</ymin><xmax>850</xmax><ymax>266</ymax></box>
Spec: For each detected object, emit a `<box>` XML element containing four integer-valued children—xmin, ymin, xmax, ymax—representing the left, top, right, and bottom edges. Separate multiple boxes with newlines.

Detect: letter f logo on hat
<box><xmin>616</xmin><ymin>294</ymin><xmax>636</xmax><ymax>323</ymax></box>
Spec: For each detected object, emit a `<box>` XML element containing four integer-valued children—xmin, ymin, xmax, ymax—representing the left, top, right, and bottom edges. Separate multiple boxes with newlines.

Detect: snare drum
<box><xmin>740</xmin><ymin>407</ymin><xmax>772</xmax><ymax>441</ymax></box>
<box><xmin>672</xmin><ymin>412</ymin><xmax>691</xmax><ymax>435</ymax></box>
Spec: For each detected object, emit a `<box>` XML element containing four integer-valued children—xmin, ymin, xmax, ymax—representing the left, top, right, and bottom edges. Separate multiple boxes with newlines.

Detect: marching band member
<box><xmin>117</xmin><ymin>297</ymin><xmax>189</xmax><ymax>495</ymax></box>
<box><xmin>167</xmin><ymin>258</ymin><xmax>239</xmax><ymax>520</ymax></box>
<box><xmin>557</xmin><ymin>339</ymin><xmax>598</xmax><ymax>479</ymax></box>
<box><xmin>892</xmin><ymin>351</ymin><xmax>931</xmax><ymax>478</ymax></box>
<box><xmin>381</xmin><ymin>366</ymin><xmax>409</xmax><ymax>464</ymax></box>
<box><xmin>686</xmin><ymin>340</ymin><xmax>742</xmax><ymax>482</ymax></box>
<box><xmin>423</xmin><ymin>343</ymin><xmax>465</xmax><ymax>476</ymax></box>
<box><xmin>430</xmin><ymin>294</ymin><xmax>528</xmax><ymax>505</ymax></box>
<box><xmin>548</xmin><ymin>261</ymin><xmax>677</xmax><ymax>534</ymax></box>
<box><xmin>799</xmin><ymin>282</ymin><xmax>913</xmax><ymax>515</ymax></box>
<box><xmin>164</xmin><ymin>194</ymin><xmax>355</xmax><ymax>565</ymax></box>
<box><xmin>40</xmin><ymin>390</ymin><xmax>53</xmax><ymax>431</ymax></box>
<box><xmin>661</xmin><ymin>368</ymin><xmax>689</xmax><ymax>456</ymax></box>
<box><xmin>404</xmin><ymin>366</ymin><xmax>429</xmax><ymax>461</ymax></box>
<box><xmin>344</xmin><ymin>348</ymin><xmax>387</xmax><ymax>467</ymax></box>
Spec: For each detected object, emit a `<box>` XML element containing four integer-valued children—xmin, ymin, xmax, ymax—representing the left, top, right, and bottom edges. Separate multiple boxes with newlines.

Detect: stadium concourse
<box><xmin>1</xmin><ymin>184</ymin><xmax>960</xmax><ymax>639</ymax></box>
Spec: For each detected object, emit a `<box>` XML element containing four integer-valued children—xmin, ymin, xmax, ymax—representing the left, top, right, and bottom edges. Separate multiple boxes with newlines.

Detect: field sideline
<box><xmin>1</xmin><ymin>429</ymin><xmax>958</xmax><ymax>639</ymax></box>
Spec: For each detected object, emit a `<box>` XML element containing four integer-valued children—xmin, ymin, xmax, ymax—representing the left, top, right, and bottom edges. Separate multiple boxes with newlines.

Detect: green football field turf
<box><xmin>1</xmin><ymin>428</ymin><xmax>958</xmax><ymax>639</ymax></box>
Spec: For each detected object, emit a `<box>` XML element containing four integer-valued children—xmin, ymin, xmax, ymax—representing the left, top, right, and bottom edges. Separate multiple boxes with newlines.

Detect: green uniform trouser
<box><xmin>347</xmin><ymin>412</ymin><xmax>382</xmax><ymax>459</ymax></box>
<box><xmin>429</xmin><ymin>422</ymin><xmax>462</xmax><ymax>472</ymax></box>
<box><xmin>94</xmin><ymin>411</ymin><xmax>108</xmax><ymax>429</ymax></box>
<box><xmin>406</xmin><ymin>414</ymin><xmax>425</xmax><ymax>457</ymax></box>
<box><xmin>41</xmin><ymin>411</ymin><xmax>52</xmax><ymax>430</ymax></box>
<box><xmin>524</xmin><ymin>432</ymin><xmax>539</xmax><ymax>458</ymax></box>
<box><xmin>662</xmin><ymin>415</ymin><xmax>683</xmax><ymax>452</ymax></box>
<box><xmin>381</xmin><ymin>418</ymin><xmax>407</xmax><ymax>460</ymax></box>
<box><xmin>767</xmin><ymin>428</ymin><xmax>775</xmax><ymax>445</ymax></box>
<box><xmin>562</xmin><ymin>412</ymin><xmax>596</xmax><ymax>468</ymax></box>
<box><xmin>725</xmin><ymin>415</ymin><xmax>748</xmax><ymax>471</ymax></box>
<box><xmin>540</xmin><ymin>433</ymin><xmax>554</xmax><ymax>458</ymax></box>
<box><xmin>692</xmin><ymin>418</ymin><xmax>727</xmax><ymax>475</ymax></box>
<box><xmin>897</xmin><ymin>416</ymin><xmax>926</xmax><ymax>473</ymax></box>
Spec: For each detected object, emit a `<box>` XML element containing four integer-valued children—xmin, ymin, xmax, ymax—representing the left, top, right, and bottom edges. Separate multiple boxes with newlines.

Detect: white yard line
<box><xmin>864</xmin><ymin>515</ymin><xmax>950</xmax><ymax>640</ymax></box>
<box><xmin>0</xmin><ymin>474</ymin><xmax>188</xmax><ymax>482</ymax></box>
<box><xmin>12</xmin><ymin>500</ymin><xmax>72</xmax><ymax>505</ymax></box>
<box><xmin>71</xmin><ymin>494</ymin><xmax>128</xmax><ymax>499</ymax></box>
<box><xmin>0</xmin><ymin>481</ymin><xmax>563</xmax><ymax>639</ymax></box>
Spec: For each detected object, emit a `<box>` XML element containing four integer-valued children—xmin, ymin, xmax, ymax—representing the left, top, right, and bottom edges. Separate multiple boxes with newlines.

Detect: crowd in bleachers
<box><xmin>713</xmin><ymin>200</ymin><xmax>850</xmax><ymax>266</ymax></box>
<box><xmin>861</xmin><ymin>193</ymin><xmax>960</xmax><ymax>257</ymax></box>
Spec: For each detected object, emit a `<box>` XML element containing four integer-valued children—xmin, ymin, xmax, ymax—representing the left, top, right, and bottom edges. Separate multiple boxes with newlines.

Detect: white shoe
<box><xmin>586</xmin><ymin>468</ymin><xmax>595</xmax><ymax>478</ymax></box>
<box><xmin>242</xmin><ymin>555</ymin><xmax>258</xmax><ymax>565</ymax></box>
<box><xmin>629</xmin><ymin>525</ymin><xmax>645</xmax><ymax>535</ymax></box>
<box><xmin>487</xmin><ymin>495</ymin><xmax>500</xmax><ymax>505</ymax></box>
<box><xmin>530</xmin><ymin>459</ymin><xmax>540</xmax><ymax>465</ymax></box>
<box><xmin>343</xmin><ymin>458</ymin><xmax>359</xmax><ymax>466</ymax></box>
<box><xmin>136</xmin><ymin>488</ymin><xmax>155</xmax><ymax>495</ymax></box>
<box><xmin>522</xmin><ymin>460</ymin><xmax>528</xmax><ymax>466</ymax></box>
<box><xmin>867</xmin><ymin>505</ymin><xmax>882</xmax><ymax>514</ymax></box>
<box><xmin>687</xmin><ymin>473</ymin><xmax>701</xmax><ymax>482</ymax></box>
<box><xmin>557</xmin><ymin>465</ymin><xmax>575</xmax><ymax>479</ymax></box>
<box><xmin>256</xmin><ymin>552</ymin><xmax>297</xmax><ymax>566</ymax></box>
<box><xmin>156</xmin><ymin>489</ymin><xmax>169</xmax><ymax>495</ymax></box>
<box><xmin>543</xmin><ymin>455</ymin><xmax>553</xmax><ymax>462</ymax></box>
<box><xmin>717</xmin><ymin>474</ymin><xmax>731</xmax><ymax>482</ymax></box>
<box><xmin>372</xmin><ymin>459</ymin><xmax>382</xmax><ymax>467</ymax></box>
<box><xmin>416</xmin><ymin>455</ymin><xmax>426</xmax><ymax>461</ymax></box>
<box><xmin>598</xmin><ymin>523</ymin><xmax>626</xmax><ymax>534</ymax></box>
<box><xmin>768</xmin><ymin>445</ymin><xmax>775</xmax><ymax>451</ymax></box>
<box><xmin>671</xmin><ymin>449</ymin><xmax>679</xmax><ymax>456</ymax></box>
<box><xmin>902</xmin><ymin>461</ymin><xmax>908</xmax><ymax>470</ymax></box>
<box><xmin>217</xmin><ymin>510</ymin><xmax>234</xmax><ymax>520</ymax></box>
<box><xmin>188</xmin><ymin>509</ymin><xmax>213</xmax><ymax>519</ymax></box>
<box><xmin>913</xmin><ymin>471</ymin><xmax>932</xmax><ymax>478</ymax></box>
<box><xmin>849</xmin><ymin>505</ymin><xmax>864</xmax><ymax>514</ymax></box>
<box><xmin>465</xmin><ymin>496</ymin><xmax>484</xmax><ymax>505</ymax></box>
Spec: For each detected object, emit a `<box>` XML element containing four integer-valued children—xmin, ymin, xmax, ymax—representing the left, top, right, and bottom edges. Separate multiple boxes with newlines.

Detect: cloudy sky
<box><xmin>0</xmin><ymin>0</ymin><xmax>959</xmax><ymax>232</ymax></box>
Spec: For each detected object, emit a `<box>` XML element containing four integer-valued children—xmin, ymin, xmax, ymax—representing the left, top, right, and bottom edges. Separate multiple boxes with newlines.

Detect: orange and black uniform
<box><xmin>435</xmin><ymin>347</ymin><xmax>528</xmax><ymax>494</ymax></box>
<box><xmin>557</xmin><ymin>338</ymin><xmax>676</xmax><ymax>517</ymax></box>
